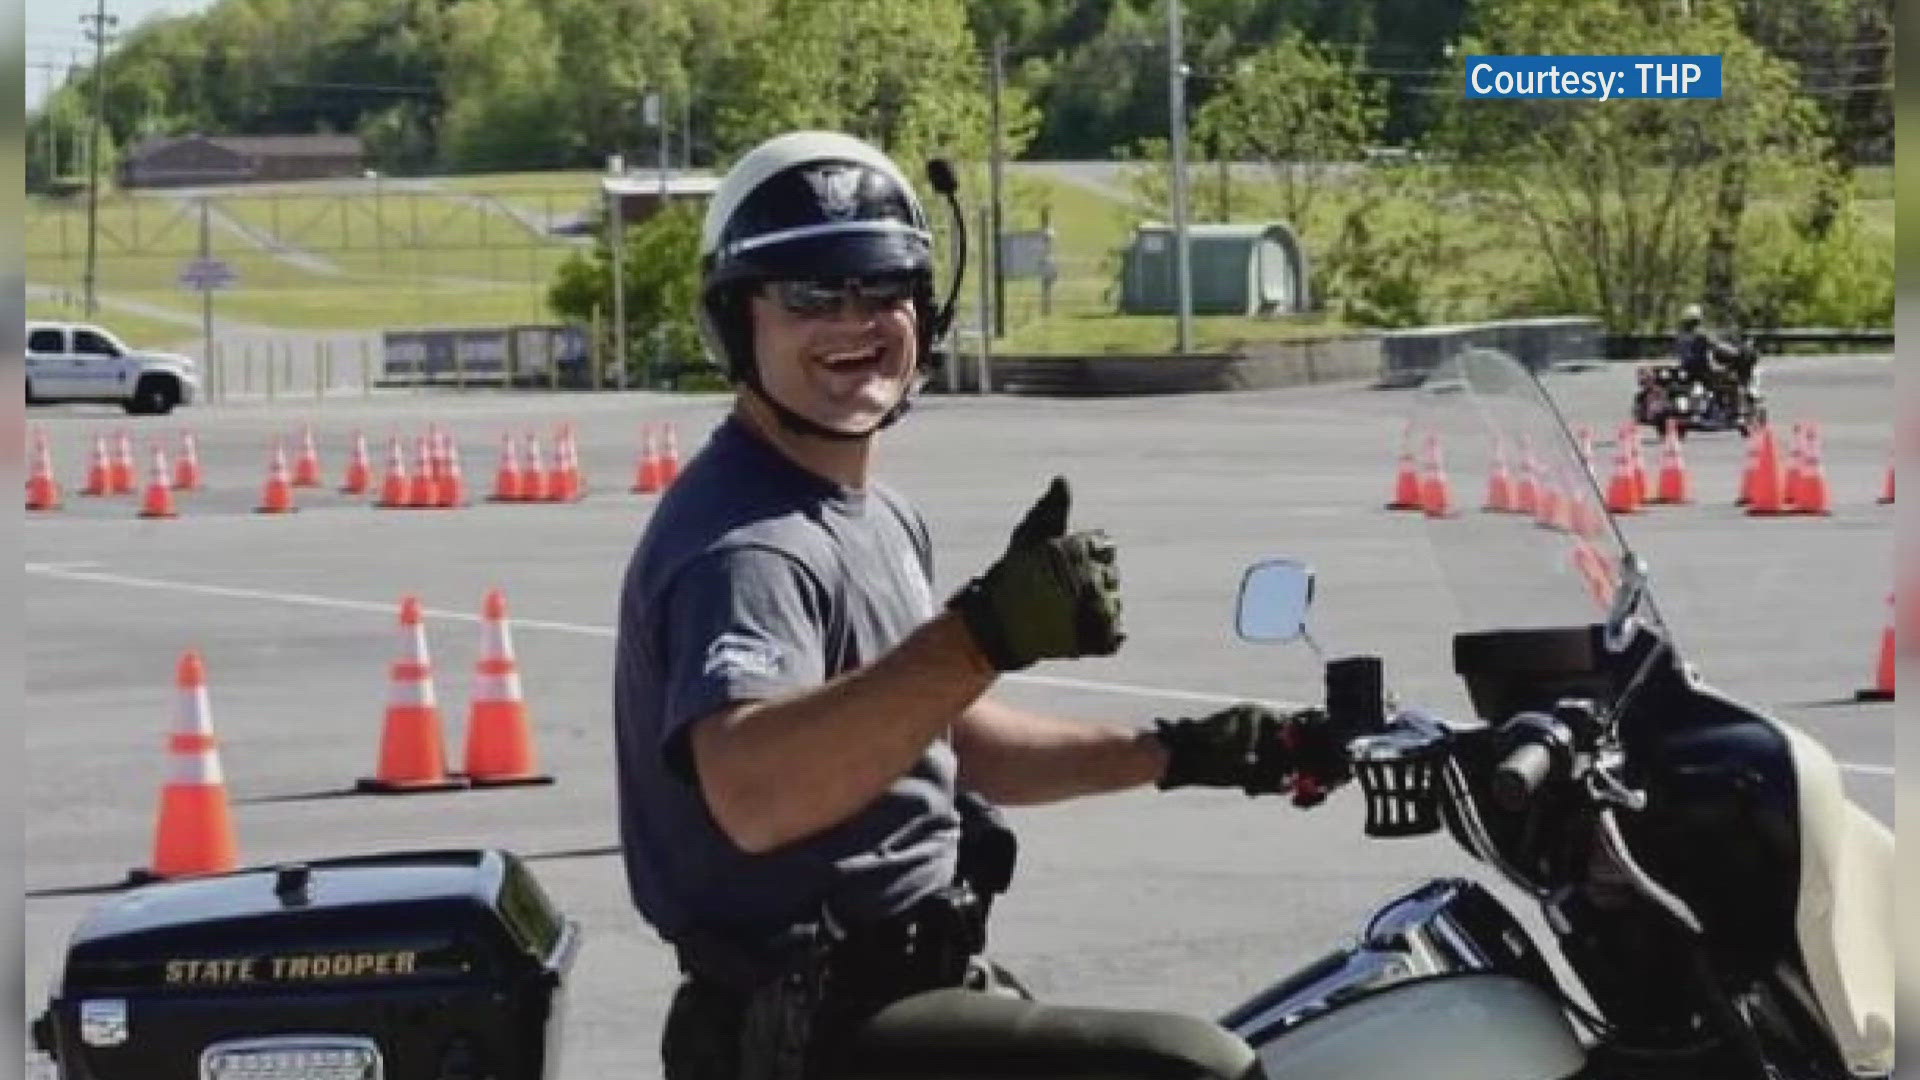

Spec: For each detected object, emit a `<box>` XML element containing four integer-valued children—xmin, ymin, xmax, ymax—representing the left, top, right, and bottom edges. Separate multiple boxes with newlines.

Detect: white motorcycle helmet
<box><xmin>698</xmin><ymin>131</ymin><xmax>946</xmax><ymax>439</ymax></box>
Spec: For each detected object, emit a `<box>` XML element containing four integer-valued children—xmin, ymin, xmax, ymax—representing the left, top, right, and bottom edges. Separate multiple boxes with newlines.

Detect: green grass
<box><xmin>27</xmin><ymin>295</ymin><xmax>203</xmax><ymax>352</ymax></box>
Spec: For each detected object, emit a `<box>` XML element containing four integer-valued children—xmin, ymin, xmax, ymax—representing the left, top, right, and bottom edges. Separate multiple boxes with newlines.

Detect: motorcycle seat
<box><xmin>836</xmin><ymin>987</ymin><xmax>1264</xmax><ymax>1080</ymax></box>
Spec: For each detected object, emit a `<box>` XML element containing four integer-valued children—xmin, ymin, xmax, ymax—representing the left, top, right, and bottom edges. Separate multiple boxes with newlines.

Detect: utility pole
<box><xmin>80</xmin><ymin>0</ymin><xmax>118</xmax><ymax>319</ymax></box>
<box><xmin>1166</xmin><ymin>0</ymin><xmax>1193</xmax><ymax>353</ymax></box>
<box><xmin>988</xmin><ymin>33</ymin><xmax>1006</xmax><ymax>338</ymax></box>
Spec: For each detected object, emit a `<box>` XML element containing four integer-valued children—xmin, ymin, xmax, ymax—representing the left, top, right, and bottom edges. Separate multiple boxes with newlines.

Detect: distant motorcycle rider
<box><xmin>1674</xmin><ymin>302</ymin><xmax>1744</xmax><ymax>389</ymax></box>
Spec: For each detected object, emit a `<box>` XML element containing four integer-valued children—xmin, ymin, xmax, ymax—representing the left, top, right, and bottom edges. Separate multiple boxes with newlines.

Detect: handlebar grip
<box><xmin>1326</xmin><ymin>656</ymin><xmax>1385</xmax><ymax>735</ymax></box>
<box><xmin>1492</xmin><ymin>742</ymin><xmax>1554</xmax><ymax>811</ymax></box>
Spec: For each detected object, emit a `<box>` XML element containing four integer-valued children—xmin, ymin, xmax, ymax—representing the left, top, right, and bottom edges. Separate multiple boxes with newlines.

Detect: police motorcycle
<box><xmin>1218</xmin><ymin>347</ymin><xmax>1891</xmax><ymax>1080</ymax></box>
<box><xmin>1631</xmin><ymin>336</ymin><xmax>1765</xmax><ymax>436</ymax></box>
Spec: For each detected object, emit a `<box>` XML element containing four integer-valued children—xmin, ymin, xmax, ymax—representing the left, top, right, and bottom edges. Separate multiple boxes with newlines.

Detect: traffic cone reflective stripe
<box><xmin>409</xmin><ymin>436</ymin><xmax>437</xmax><ymax>508</ymax></box>
<box><xmin>136</xmin><ymin>651</ymin><xmax>239</xmax><ymax>882</ymax></box>
<box><xmin>1794</xmin><ymin>423</ymin><xmax>1831</xmax><ymax>515</ymax></box>
<box><xmin>377</xmin><ymin>436</ymin><xmax>410</xmax><ymax>508</ymax></box>
<box><xmin>139</xmin><ymin>446</ymin><xmax>178</xmax><ymax>519</ymax></box>
<box><xmin>1515</xmin><ymin>436</ymin><xmax>1540</xmax><ymax>516</ymax></box>
<box><xmin>1385</xmin><ymin>423</ymin><xmax>1421</xmax><ymax>510</ymax></box>
<box><xmin>1419</xmin><ymin>434</ymin><xmax>1453</xmax><ymax>518</ymax></box>
<box><xmin>174</xmin><ymin>431</ymin><xmax>203</xmax><ymax>490</ymax></box>
<box><xmin>1604</xmin><ymin>435</ymin><xmax>1640</xmax><ymax>514</ymax></box>
<box><xmin>545</xmin><ymin>427</ymin><xmax>570</xmax><ymax>503</ymax></box>
<box><xmin>462</xmin><ymin>589</ymin><xmax>553</xmax><ymax>787</ymax></box>
<box><xmin>522</xmin><ymin>434</ymin><xmax>550</xmax><ymax>502</ymax></box>
<box><xmin>358</xmin><ymin>596</ymin><xmax>467</xmax><ymax>793</ymax></box>
<box><xmin>27</xmin><ymin>428</ymin><xmax>61</xmax><ymax>511</ymax></box>
<box><xmin>340</xmin><ymin>431</ymin><xmax>372</xmax><ymax>495</ymax></box>
<box><xmin>113</xmin><ymin>430</ymin><xmax>137</xmax><ymax>495</ymax></box>
<box><xmin>662</xmin><ymin>424</ymin><xmax>681</xmax><ymax>484</ymax></box>
<box><xmin>255</xmin><ymin>441</ymin><xmax>297</xmax><ymax>514</ymax></box>
<box><xmin>1746</xmin><ymin>424</ymin><xmax>1788</xmax><ymax>515</ymax></box>
<box><xmin>83</xmin><ymin>435</ymin><xmax>112</xmax><ymax>497</ymax></box>
<box><xmin>491</xmin><ymin>432</ymin><xmax>524</xmax><ymax>502</ymax></box>
<box><xmin>293</xmin><ymin>425</ymin><xmax>323</xmax><ymax>487</ymax></box>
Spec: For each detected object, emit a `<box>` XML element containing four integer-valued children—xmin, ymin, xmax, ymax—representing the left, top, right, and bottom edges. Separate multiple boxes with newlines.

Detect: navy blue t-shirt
<box><xmin>613</xmin><ymin>414</ymin><xmax>959</xmax><ymax>946</ymax></box>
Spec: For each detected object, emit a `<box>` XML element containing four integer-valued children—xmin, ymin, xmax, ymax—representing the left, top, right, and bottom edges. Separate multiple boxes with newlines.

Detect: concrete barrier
<box><xmin>936</xmin><ymin>333</ymin><xmax>1381</xmax><ymax>396</ymax></box>
<box><xmin>1378</xmin><ymin>316</ymin><xmax>1604</xmax><ymax>387</ymax></box>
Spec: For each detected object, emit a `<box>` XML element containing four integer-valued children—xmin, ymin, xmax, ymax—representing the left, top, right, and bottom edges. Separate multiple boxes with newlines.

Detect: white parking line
<box><xmin>25</xmin><ymin>561</ymin><xmax>1897</xmax><ymax>776</ymax></box>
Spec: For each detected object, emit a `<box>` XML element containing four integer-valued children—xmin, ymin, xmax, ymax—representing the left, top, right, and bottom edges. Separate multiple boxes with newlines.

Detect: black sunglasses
<box><xmin>765</xmin><ymin>276</ymin><xmax>917</xmax><ymax>318</ymax></box>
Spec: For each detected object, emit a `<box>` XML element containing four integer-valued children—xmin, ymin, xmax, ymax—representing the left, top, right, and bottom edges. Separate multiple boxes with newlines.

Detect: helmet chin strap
<box><xmin>742</xmin><ymin>364</ymin><xmax>913</xmax><ymax>443</ymax></box>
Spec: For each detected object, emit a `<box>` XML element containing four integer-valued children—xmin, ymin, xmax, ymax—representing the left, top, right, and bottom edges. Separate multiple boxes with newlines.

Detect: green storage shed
<box><xmin>1117</xmin><ymin>222</ymin><xmax>1311</xmax><ymax>316</ymax></box>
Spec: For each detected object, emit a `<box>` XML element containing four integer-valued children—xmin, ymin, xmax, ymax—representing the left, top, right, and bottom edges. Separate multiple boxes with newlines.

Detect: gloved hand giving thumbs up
<box><xmin>947</xmin><ymin>477</ymin><xmax>1125</xmax><ymax>672</ymax></box>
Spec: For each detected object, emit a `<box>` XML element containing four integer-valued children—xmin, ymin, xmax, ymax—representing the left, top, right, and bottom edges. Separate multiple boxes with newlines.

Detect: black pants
<box><xmin>661</xmin><ymin>960</ymin><xmax>1263</xmax><ymax>1080</ymax></box>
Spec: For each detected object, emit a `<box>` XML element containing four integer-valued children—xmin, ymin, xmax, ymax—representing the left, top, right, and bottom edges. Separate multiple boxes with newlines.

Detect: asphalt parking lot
<box><xmin>24</xmin><ymin>354</ymin><xmax>1894</xmax><ymax>1075</ymax></box>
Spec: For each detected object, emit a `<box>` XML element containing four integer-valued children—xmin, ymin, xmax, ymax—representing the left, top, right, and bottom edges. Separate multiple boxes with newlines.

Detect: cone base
<box><xmin>460</xmin><ymin>772</ymin><xmax>555</xmax><ymax>788</ymax></box>
<box><xmin>355</xmin><ymin>775</ymin><xmax>471</xmax><ymax>794</ymax></box>
<box><xmin>1854</xmin><ymin>688</ymin><xmax>1893</xmax><ymax>702</ymax></box>
<box><xmin>255</xmin><ymin>506</ymin><xmax>300</xmax><ymax>515</ymax></box>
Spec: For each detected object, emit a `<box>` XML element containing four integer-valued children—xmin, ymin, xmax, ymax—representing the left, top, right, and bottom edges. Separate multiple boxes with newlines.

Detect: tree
<box><xmin>1434</xmin><ymin>0</ymin><xmax>1828</xmax><ymax>334</ymax></box>
<box><xmin>1192</xmin><ymin>29</ymin><xmax>1385</xmax><ymax>241</ymax></box>
<box><xmin>547</xmin><ymin>204</ymin><xmax>705</xmax><ymax>385</ymax></box>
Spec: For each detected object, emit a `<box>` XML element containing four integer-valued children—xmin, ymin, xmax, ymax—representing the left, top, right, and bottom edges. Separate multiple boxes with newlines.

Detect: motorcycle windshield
<box><xmin>1412</xmin><ymin>348</ymin><xmax>1675</xmax><ymax>659</ymax></box>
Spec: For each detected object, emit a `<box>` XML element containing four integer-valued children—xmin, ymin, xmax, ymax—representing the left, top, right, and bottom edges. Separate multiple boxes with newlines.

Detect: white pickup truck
<box><xmin>26</xmin><ymin>320</ymin><xmax>203</xmax><ymax>415</ymax></box>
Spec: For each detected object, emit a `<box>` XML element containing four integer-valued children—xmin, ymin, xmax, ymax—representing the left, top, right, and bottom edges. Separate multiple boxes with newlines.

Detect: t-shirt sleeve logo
<box><xmin>702</xmin><ymin>631</ymin><xmax>788</xmax><ymax>681</ymax></box>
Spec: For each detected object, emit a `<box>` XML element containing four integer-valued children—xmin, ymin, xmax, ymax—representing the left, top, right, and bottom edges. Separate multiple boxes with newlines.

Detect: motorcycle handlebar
<box><xmin>1492</xmin><ymin>742</ymin><xmax>1554</xmax><ymax>812</ymax></box>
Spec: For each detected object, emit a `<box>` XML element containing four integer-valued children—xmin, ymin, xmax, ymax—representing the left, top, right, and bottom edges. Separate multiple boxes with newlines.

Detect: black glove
<box><xmin>947</xmin><ymin>477</ymin><xmax>1124</xmax><ymax>672</ymax></box>
<box><xmin>1153</xmin><ymin>704</ymin><xmax>1352</xmax><ymax>806</ymax></box>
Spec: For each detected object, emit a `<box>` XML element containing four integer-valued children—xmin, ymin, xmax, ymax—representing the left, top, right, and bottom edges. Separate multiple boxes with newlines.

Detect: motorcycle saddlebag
<box><xmin>32</xmin><ymin>848</ymin><xmax>579</xmax><ymax>1080</ymax></box>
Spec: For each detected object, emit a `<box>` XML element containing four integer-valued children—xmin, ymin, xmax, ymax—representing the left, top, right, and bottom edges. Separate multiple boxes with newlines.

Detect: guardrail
<box><xmin>1604</xmin><ymin>328</ymin><xmax>1892</xmax><ymax>359</ymax></box>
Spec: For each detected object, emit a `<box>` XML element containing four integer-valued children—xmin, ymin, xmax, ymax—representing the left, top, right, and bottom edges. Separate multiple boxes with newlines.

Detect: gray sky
<box><xmin>26</xmin><ymin>0</ymin><xmax>215</xmax><ymax>110</ymax></box>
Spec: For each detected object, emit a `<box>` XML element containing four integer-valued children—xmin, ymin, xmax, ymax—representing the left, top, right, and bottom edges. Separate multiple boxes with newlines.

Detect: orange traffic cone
<box><xmin>1386</xmin><ymin>423</ymin><xmax>1421</xmax><ymax>511</ymax></box>
<box><xmin>661</xmin><ymin>423</ymin><xmax>681</xmax><ymax>484</ymax></box>
<box><xmin>138</xmin><ymin>445</ymin><xmax>179</xmax><ymax>519</ymax></box>
<box><xmin>563</xmin><ymin>425</ymin><xmax>585</xmax><ymax>499</ymax></box>
<box><xmin>439</xmin><ymin>434</ymin><xmax>467</xmax><ymax>508</ymax></box>
<box><xmin>111</xmin><ymin>430</ymin><xmax>137</xmax><ymax>495</ymax></box>
<box><xmin>1651</xmin><ymin>420</ymin><xmax>1691</xmax><ymax>505</ymax></box>
<box><xmin>632</xmin><ymin>424</ymin><xmax>662</xmax><ymax>495</ymax></box>
<box><xmin>1604</xmin><ymin>434</ymin><xmax>1641</xmax><ymax>514</ymax></box>
<box><xmin>1856</xmin><ymin>594</ymin><xmax>1894</xmax><ymax>701</ymax></box>
<box><xmin>26</xmin><ymin>428</ymin><xmax>61</xmax><ymax>511</ymax></box>
<box><xmin>461</xmin><ymin>589</ymin><xmax>553</xmax><ymax>787</ymax></box>
<box><xmin>82</xmin><ymin>434</ymin><xmax>112</xmax><ymax>497</ymax></box>
<box><xmin>1878</xmin><ymin>453</ymin><xmax>1894</xmax><ymax>504</ymax></box>
<box><xmin>1515</xmin><ymin>436</ymin><xmax>1540</xmax><ymax>516</ymax></box>
<box><xmin>1483</xmin><ymin>435</ymin><xmax>1517</xmax><ymax>513</ymax></box>
<box><xmin>490</xmin><ymin>432</ymin><xmax>524</xmax><ymax>502</ymax></box>
<box><xmin>1532</xmin><ymin>467</ymin><xmax>1562</xmax><ymax>532</ymax></box>
<box><xmin>522</xmin><ymin>432</ymin><xmax>550</xmax><ymax>503</ymax></box>
<box><xmin>358</xmin><ymin>596</ymin><xmax>468</xmax><ymax>793</ymax></box>
<box><xmin>377</xmin><ymin>436</ymin><xmax>412</xmax><ymax>508</ymax></box>
<box><xmin>130</xmin><ymin>651</ymin><xmax>238</xmax><ymax>883</ymax></box>
<box><xmin>407</xmin><ymin>435</ymin><xmax>437</xmax><ymax>508</ymax></box>
<box><xmin>292</xmin><ymin>424</ymin><xmax>323</xmax><ymax>487</ymax></box>
<box><xmin>1794</xmin><ymin>423</ymin><xmax>1832</xmax><ymax>516</ymax></box>
<box><xmin>1625</xmin><ymin>427</ymin><xmax>1649</xmax><ymax>507</ymax></box>
<box><xmin>1419</xmin><ymin>433</ymin><xmax>1454</xmax><ymax>518</ymax></box>
<box><xmin>340</xmin><ymin>430</ymin><xmax>372</xmax><ymax>495</ymax></box>
<box><xmin>255</xmin><ymin>440</ymin><xmax>297</xmax><ymax>514</ymax></box>
<box><xmin>1781</xmin><ymin>423</ymin><xmax>1808</xmax><ymax>511</ymax></box>
<box><xmin>1746</xmin><ymin>425</ymin><xmax>1789</xmax><ymax>516</ymax></box>
<box><xmin>173</xmin><ymin>430</ymin><xmax>202</xmax><ymax>491</ymax></box>
<box><xmin>1575</xmin><ymin>426</ymin><xmax>1598</xmax><ymax>484</ymax></box>
<box><xmin>546</xmin><ymin>426</ymin><xmax>572</xmax><ymax>503</ymax></box>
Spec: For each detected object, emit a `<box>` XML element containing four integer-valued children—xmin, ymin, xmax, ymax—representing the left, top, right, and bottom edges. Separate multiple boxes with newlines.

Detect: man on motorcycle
<box><xmin>1674</xmin><ymin>302</ymin><xmax>1744</xmax><ymax>390</ymax></box>
<box><xmin>614</xmin><ymin>130</ymin><xmax>1348</xmax><ymax>1080</ymax></box>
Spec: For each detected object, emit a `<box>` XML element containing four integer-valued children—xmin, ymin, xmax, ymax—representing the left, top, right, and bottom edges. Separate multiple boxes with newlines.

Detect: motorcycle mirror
<box><xmin>1235</xmin><ymin>558</ymin><xmax>1315</xmax><ymax>643</ymax></box>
